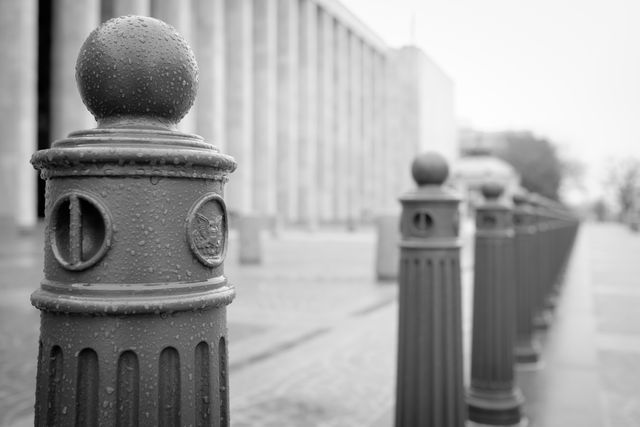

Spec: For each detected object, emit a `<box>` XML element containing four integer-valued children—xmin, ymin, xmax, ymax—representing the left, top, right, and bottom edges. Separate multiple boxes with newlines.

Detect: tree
<box><xmin>492</xmin><ymin>131</ymin><xmax>563</xmax><ymax>200</ymax></box>
<box><xmin>605</xmin><ymin>157</ymin><xmax>640</xmax><ymax>218</ymax></box>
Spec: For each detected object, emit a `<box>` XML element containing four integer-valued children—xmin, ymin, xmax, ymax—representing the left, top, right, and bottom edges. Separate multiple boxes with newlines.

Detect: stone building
<box><xmin>0</xmin><ymin>0</ymin><xmax>456</xmax><ymax>230</ymax></box>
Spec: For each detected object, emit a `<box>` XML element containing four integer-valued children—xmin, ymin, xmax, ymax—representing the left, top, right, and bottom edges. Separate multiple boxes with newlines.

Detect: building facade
<box><xmin>0</xmin><ymin>0</ymin><xmax>456</xmax><ymax>229</ymax></box>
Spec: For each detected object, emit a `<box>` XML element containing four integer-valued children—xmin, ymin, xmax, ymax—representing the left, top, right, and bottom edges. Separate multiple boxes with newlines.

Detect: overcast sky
<box><xmin>342</xmin><ymin>0</ymin><xmax>640</xmax><ymax>202</ymax></box>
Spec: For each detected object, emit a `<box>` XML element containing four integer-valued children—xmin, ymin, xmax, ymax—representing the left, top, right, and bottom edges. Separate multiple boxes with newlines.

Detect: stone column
<box><xmin>0</xmin><ymin>0</ymin><xmax>37</xmax><ymax>228</ymax></box>
<box><xmin>467</xmin><ymin>182</ymin><xmax>524</xmax><ymax>425</ymax></box>
<box><xmin>374</xmin><ymin>53</ymin><xmax>391</xmax><ymax>210</ymax></box>
<box><xmin>51</xmin><ymin>0</ymin><xmax>100</xmax><ymax>141</ymax></box>
<box><xmin>151</xmin><ymin>0</ymin><xmax>196</xmax><ymax>133</ymax></box>
<box><xmin>276</xmin><ymin>0</ymin><xmax>299</xmax><ymax>224</ymax></box>
<box><xmin>101</xmin><ymin>0</ymin><xmax>150</xmax><ymax>20</ymax></box>
<box><xmin>317</xmin><ymin>10</ymin><xmax>335</xmax><ymax>223</ymax></box>
<box><xmin>361</xmin><ymin>45</ymin><xmax>374</xmax><ymax>218</ymax></box>
<box><xmin>334</xmin><ymin>24</ymin><xmax>349</xmax><ymax>222</ymax></box>
<box><xmin>347</xmin><ymin>34</ymin><xmax>362</xmax><ymax>228</ymax></box>
<box><xmin>298</xmin><ymin>0</ymin><xmax>318</xmax><ymax>229</ymax></box>
<box><xmin>225</xmin><ymin>0</ymin><xmax>253</xmax><ymax>215</ymax></box>
<box><xmin>194</xmin><ymin>0</ymin><xmax>225</xmax><ymax>152</ymax></box>
<box><xmin>252</xmin><ymin>0</ymin><xmax>278</xmax><ymax>223</ymax></box>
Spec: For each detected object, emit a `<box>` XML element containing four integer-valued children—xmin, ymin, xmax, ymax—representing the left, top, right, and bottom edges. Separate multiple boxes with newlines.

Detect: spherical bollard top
<box><xmin>76</xmin><ymin>15</ymin><xmax>198</xmax><ymax>128</ymax></box>
<box><xmin>411</xmin><ymin>151</ymin><xmax>449</xmax><ymax>186</ymax></box>
<box><xmin>513</xmin><ymin>189</ymin><xmax>529</xmax><ymax>205</ymax></box>
<box><xmin>481</xmin><ymin>181</ymin><xmax>505</xmax><ymax>200</ymax></box>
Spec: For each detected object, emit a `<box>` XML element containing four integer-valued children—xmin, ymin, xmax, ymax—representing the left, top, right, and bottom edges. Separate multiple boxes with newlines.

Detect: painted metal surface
<box><xmin>395</xmin><ymin>152</ymin><xmax>466</xmax><ymax>427</ymax></box>
<box><xmin>467</xmin><ymin>182</ymin><xmax>524</xmax><ymax>425</ymax></box>
<box><xmin>30</xmin><ymin>16</ymin><xmax>236</xmax><ymax>426</ymax></box>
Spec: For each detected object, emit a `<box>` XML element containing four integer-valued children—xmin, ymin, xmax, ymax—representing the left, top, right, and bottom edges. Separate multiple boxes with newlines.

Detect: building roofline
<box><xmin>313</xmin><ymin>0</ymin><xmax>390</xmax><ymax>53</ymax></box>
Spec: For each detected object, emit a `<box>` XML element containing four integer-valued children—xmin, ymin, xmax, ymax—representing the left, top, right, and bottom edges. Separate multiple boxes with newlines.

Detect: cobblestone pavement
<box><xmin>2</xmin><ymin>221</ymin><xmax>640</xmax><ymax>426</ymax></box>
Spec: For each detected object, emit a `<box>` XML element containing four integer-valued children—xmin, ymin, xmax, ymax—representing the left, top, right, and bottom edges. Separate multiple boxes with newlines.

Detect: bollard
<box><xmin>467</xmin><ymin>182</ymin><xmax>524</xmax><ymax>426</ymax></box>
<box><xmin>30</xmin><ymin>16</ymin><xmax>236</xmax><ymax>425</ymax></box>
<box><xmin>375</xmin><ymin>213</ymin><xmax>400</xmax><ymax>281</ymax></box>
<box><xmin>513</xmin><ymin>191</ymin><xmax>541</xmax><ymax>365</ymax></box>
<box><xmin>529</xmin><ymin>195</ymin><xmax>552</xmax><ymax>330</ymax></box>
<box><xmin>395</xmin><ymin>152</ymin><xmax>466</xmax><ymax>427</ymax></box>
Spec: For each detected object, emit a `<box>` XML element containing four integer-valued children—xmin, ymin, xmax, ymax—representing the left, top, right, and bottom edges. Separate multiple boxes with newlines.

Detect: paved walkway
<box><xmin>1</xmin><ymin>221</ymin><xmax>639</xmax><ymax>426</ymax></box>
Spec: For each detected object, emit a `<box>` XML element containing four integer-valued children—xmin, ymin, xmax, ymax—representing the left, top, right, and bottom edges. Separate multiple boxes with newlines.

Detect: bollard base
<box><xmin>515</xmin><ymin>360</ymin><xmax>545</xmax><ymax>372</ymax></box>
<box><xmin>514</xmin><ymin>339</ymin><xmax>541</xmax><ymax>365</ymax></box>
<box><xmin>376</xmin><ymin>274</ymin><xmax>397</xmax><ymax>283</ymax></box>
<box><xmin>467</xmin><ymin>388</ymin><xmax>524</xmax><ymax>426</ymax></box>
<box><xmin>467</xmin><ymin>417</ymin><xmax>529</xmax><ymax>427</ymax></box>
<box><xmin>533</xmin><ymin>309</ymin><xmax>554</xmax><ymax>329</ymax></box>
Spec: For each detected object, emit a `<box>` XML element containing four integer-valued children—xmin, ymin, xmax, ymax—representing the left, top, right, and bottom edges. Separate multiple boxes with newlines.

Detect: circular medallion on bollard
<box><xmin>49</xmin><ymin>191</ymin><xmax>113</xmax><ymax>271</ymax></box>
<box><xmin>411</xmin><ymin>209</ymin><xmax>434</xmax><ymax>233</ymax></box>
<box><xmin>186</xmin><ymin>194</ymin><xmax>228</xmax><ymax>267</ymax></box>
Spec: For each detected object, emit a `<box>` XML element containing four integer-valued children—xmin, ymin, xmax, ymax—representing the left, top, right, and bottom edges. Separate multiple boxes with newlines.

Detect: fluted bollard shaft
<box><xmin>513</xmin><ymin>191</ymin><xmax>540</xmax><ymax>365</ymax></box>
<box><xmin>395</xmin><ymin>152</ymin><xmax>466</xmax><ymax>427</ymax></box>
<box><xmin>530</xmin><ymin>196</ymin><xmax>553</xmax><ymax>329</ymax></box>
<box><xmin>467</xmin><ymin>182</ymin><xmax>523</xmax><ymax>426</ymax></box>
<box><xmin>30</xmin><ymin>16</ymin><xmax>236</xmax><ymax>426</ymax></box>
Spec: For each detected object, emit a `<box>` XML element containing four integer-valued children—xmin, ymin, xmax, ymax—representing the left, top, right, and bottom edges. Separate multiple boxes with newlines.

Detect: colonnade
<box><xmin>0</xmin><ymin>0</ymin><xmax>456</xmax><ymax>228</ymax></box>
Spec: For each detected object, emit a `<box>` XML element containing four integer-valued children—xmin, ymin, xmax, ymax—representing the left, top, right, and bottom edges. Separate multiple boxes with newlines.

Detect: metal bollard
<box><xmin>467</xmin><ymin>182</ymin><xmax>524</xmax><ymax>426</ymax></box>
<box><xmin>395</xmin><ymin>152</ymin><xmax>466</xmax><ymax>427</ymax></box>
<box><xmin>30</xmin><ymin>16</ymin><xmax>236</xmax><ymax>425</ymax></box>
<box><xmin>530</xmin><ymin>195</ymin><xmax>553</xmax><ymax>330</ymax></box>
<box><xmin>512</xmin><ymin>191</ymin><xmax>540</xmax><ymax>365</ymax></box>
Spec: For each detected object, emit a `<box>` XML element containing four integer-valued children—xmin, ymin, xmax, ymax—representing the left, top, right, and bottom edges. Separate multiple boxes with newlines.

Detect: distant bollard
<box><xmin>30</xmin><ymin>17</ymin><xmax>236</xmax><ymax>425</ymax></box>
<box><xmin>395</xmin><ymin>152</ymin><xmax>466</xmax><ymax>427</ymax></box>
<box><xmin>375</xmin><ymin>213</ymin><xmax>399</xmax><ymax>281</ymax></box>
<box><xmin>467</xmin><ymin>182</ymin><xmax>524</xmax><ymax>425</ymax></box>
<box><xmin>238</xmin><ymin>213</ymin><xmax>263</xmax><ymax>264</ymax></box>
<box><xmin>530</xmin><ymin>195</ymin><xmax>557</xmax><ymax>329</ymax></box>
<box><xmin>544</xmin><ymin>201</ymin><xmax>579</xmax><ymax>308</ymax></box>
<box><xmin>513</xmin><ymin>191</ymin><xmax>541</xmax><ymax>365</ymax></box>
<box><xmin>529</xmin><ymin>195</ymin><xmax>553</xmax><ymax>330</ymax></box>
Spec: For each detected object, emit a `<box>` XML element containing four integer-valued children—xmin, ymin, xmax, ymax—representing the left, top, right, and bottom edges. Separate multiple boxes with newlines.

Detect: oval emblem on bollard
<box><xmin>186</xmin><ymin>194</ymin><xmax>228</xmax><ymax>267</ymax></box>
<box><xmin>412</xmin><ymin>209</ymin><xmax>434</xmax><ymax>233</ymax></box>
<box><xmin>50</xmin><ymin>191</ymin><xmax>113</xmax><ymax>271</ymax></box>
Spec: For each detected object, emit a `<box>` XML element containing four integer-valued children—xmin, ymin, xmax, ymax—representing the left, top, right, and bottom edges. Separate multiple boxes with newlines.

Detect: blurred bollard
<box><xmin>238</xmin><ymin>213</ymin><xmax>263</xmax><ymax>264</ymax></box>
<box><xmin>528</xmin><ymin>194</ymin><xmax>581</xmax><ymax>331</ymax></box>
<box><xmin>375</xmin><ymin>213</ymin><xmax>399</xmax><ymax>281</ymax></box>
<box><xmin>395</xmin><ymin>152</ymin><xmax>466</xmax><ymax>427</ymax></box>
<box><xmin>467</xmin><ymin>182</ymin><xmax>524</xmax><ymax>426</ymax></box>
<box><xmin>530</xmin><ymin>195</ymin><xmax>553</xmax><ymax>330</ymax></box>
<box><xmin>513</xmin><ymin>191</ymin><xmax>540</xmax><ymax>365</ymax></box>
<box><xmin>30</xmin><ymin>16</ymin><xmax>236</xmax><ymax>425</ymax></box>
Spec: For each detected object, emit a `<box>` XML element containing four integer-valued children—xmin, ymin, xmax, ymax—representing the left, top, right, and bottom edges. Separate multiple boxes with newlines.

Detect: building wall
<box><xmin>385</xmin><ymin>47</ymin><xmax>458</xmax><ymax>210</ymax></box>
<box><xmin>0</xmin><ymin>0</ymin><xmax>456</xmax><ymax>228</ymax></box>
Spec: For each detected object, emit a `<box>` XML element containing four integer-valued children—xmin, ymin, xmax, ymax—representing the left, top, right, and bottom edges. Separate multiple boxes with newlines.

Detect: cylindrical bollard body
<box><xmin>467</xmin><ymin>183</ymin><xmax>523</xmax><ymax>425</ymax></box>
<box><xmin>395</xmin><ymin>152</ymin><xmax>466</xmax><ymax>427</ymax></box>
<box><xmin>513</xmin><ymin>192</ymin><xmax>540</xmax><ymax>365</ymax></box>
<box><xmin>30</xmin><ymin>16</ymin><xmax>236</xmax><ymax>426</ymax></box>
<box><xmin>530</xmin><ymin>195</ymin><xmax>553</xmax><ymax>330</ymax></box>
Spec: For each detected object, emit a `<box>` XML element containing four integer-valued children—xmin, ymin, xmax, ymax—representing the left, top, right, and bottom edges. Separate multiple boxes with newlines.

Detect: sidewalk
<box><xmin>1</xmin><ymin>222</ymin><xmax>639</xmax><ymax>426</ymax></box>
